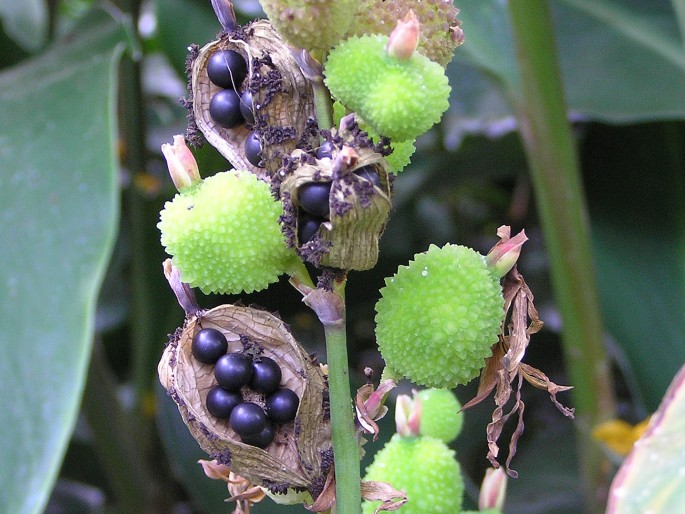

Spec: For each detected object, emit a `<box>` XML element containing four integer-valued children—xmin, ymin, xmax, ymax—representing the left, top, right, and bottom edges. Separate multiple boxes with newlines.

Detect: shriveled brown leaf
<box><xmin>462</xmin><ymin>227</ymin><xmax>574</xmax><ymax>477</ymax></box>
<box><xmin>361</xmin><ymin>480</ymin><xmax>408</xmax><ymax>513</ymax></box>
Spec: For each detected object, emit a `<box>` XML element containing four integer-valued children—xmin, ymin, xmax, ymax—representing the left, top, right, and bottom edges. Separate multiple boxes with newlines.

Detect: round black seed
<box><xmin>215</xmin><ymin>353</ymin><xmax>253</xmax><ymax>391</ymax></box>
<box><xmin>206</xmin><ymin>386</ymin><xmax>242</xmax><ymax>419</ymax></box>
<box><xmin>265</xmin><ymin>388</ymin><xmax>300</xmax><ymax>423</ymax></box>
<box><xmin>239</xmin><ymin>90</ymin><xmax>255</xmax><ymax>124</ymax></box>
<box><xmin>250</xmin><ymin>356</ymin><xmax>282</xmax><ymax>394</ymax></box>
<box><xmin>230</xmin><ymin>402</ymin><xmax>268</xmax><ymax>437</ymax></box>
<box><xmin>297</xmin><ymin>214</ymin><xmax>322</xmax><ymax>244</ymax></box>
<box><xmin>242</xmin><ymin>420</ymin><xmax>276</xmax><ymax>448</ymax></box>
<box><xmin>207</xmin><ymin>49</ymin><xmax>247</xmax><ymax>89</ymax></box>
<box><xmin>354</xmin><ymin>165</ymin><xmax>381</xmax><ymax>188</ymax></box>
<box><xmin>298</xmin><ymin>182</ymin><xmax>331</xmax><ymax>218</ymax></box>
<box><xmin>316</xmin><ymin>141</ymin><xmax>334</xmax><ymax>159</ymax></box>
<box><xmin>191</xmin><ymin>328</ymin><xmax>228</xmax><ymax>364</ymax></box>
<box><xmin>244</xmin><ymin>131</ymin><xmax>262</xmax><ymax>167</ymax></box>
<box><xmin>209</xmin><ymin>89</ymin><xmax>244</xmax><ymax>129</ymax></box>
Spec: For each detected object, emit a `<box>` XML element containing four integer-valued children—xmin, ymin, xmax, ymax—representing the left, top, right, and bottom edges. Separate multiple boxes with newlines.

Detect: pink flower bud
<box><xmin>161</xmin><ymin>135</ymin><xmax>201</xmax><ymax>191</ymax></box>
<box><xmin>486</xmin><ymin>226</ymin><xmax>528</xmax><ymax>278</ymax></box>
<box><xmin>479</xmin><ymin>467</ymin><xmax>508</xmax><ymax>510</ymax></box>
<box><xmin>394</xmin><ymin>392</ymin><xmax>421</xmax><ymax>437</ymax></box>
<box><xmin>387</xmin><ymin>10</ymin><xmax>420</xmax><ymax>61</ymax></box>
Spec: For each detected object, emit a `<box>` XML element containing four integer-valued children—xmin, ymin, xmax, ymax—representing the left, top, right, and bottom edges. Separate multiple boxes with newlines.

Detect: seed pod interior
<box><xmin>159</xmin><ymin>304</ymin><xmax>332</xmax><ymax>493</ymax></box>
<box><xmin>190</xmin><ymin>20</ymin><xmax>317</xmax><ymax>180</ymax></box>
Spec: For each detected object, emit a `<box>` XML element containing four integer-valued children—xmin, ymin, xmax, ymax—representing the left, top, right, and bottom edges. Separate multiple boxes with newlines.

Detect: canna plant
<box><xmin>156</xmin><ymin>1</ymin><xmax>573</xmax><ymax>513</ymax></box>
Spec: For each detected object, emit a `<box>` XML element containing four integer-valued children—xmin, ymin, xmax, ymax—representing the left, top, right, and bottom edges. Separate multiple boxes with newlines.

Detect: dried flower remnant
<box><xmin>462</xmin><ymin>226</ymin><xmax>575</xmax><ymax>477</ymax></box>
<box><xmin>200</xmin><ymin>461</ymin><xmax>266</xmax><ymax>514</ymax></box>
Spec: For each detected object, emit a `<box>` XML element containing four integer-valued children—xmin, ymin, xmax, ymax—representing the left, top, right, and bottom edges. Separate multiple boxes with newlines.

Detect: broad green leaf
<box><xmin>0</xmin><ymin>0</ymin><xmax>47</xmax><ymax>51</ymax></box>
<box><xmin>450</xmin><ymin>0</ymin><xmax>685</xmax><ymax>122</ymax></box>
<box><xmin>607</xmin><ymin>364</ymin><xmax>685</xmax><ymax>513</ymax></box>
<box><xmin>584</xmin><ymin>123</ymin><xmax>685</xmax><ymax>409</ymax></box>
<box><xmin>0</xmin><ymin>12</ymin><xmax>129</xmax><ymax>514</ymax></box>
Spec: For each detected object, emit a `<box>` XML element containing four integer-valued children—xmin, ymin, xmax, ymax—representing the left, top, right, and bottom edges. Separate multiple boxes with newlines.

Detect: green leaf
<box><xmin>584</xmin><ymin>123</ymin><xmax>685</xmax><ymax>409</ymax></box>
<box><xmin>607</xmin><ymin>364</ymin><xmax>685</xmax><ymax>513</ymax></box>
<box><xmin>0</xmin><ymin>0</ymin><xmax>48</xmax><ymax>51</ymax></box>
<box><xmin>0</xmin><ymin>12</ymin><xmax>129</xmax><ymax>514</ymax></box>
<box><xmin>451</xmin><ymin>0</ymin><xmax>685</xmax><ymax>122</ymax></box>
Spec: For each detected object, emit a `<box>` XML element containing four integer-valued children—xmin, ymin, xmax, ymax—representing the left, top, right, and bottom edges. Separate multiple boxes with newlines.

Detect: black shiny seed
<box><xmin>297</xmin><ymin>214</ymin><xmax>322</xmax><ymax>244</ymax></box>
<box><xmin>215</xmin><ymin>353</ymin><xmax>253</xmax><ymax>391</ymax></box>
<box><xmin>354</xmin><ymin>165</ymin><xmax>382</xmax><ymax>188</ymax></box>
<box><xmin>250</xmin><ymin>357</ymin><xmax>282</xmax><ymax>394</ymax></box>
<box><xmin>316</xmin><ymin>141</ymin><xmax>334</xmax><ymax>159</ymax></box>
<box><xmin>242</xmin><ymin>420</ymin><xmax>276</xmax><ymax>448</ymax></box>
<box><xmin>207</xmin><ymin>50</ymin><xmax>247</xmax><ymax>89</ymax></box>
<box><xmin>206</xmin><ymin>386</ymin><xmax>242</xmax><ymax>419</ymax></box>
<box><xmin>209</xmin><ymin>89</ymin><xmax>244</xmax><ymax>129</ymax></box>
<box><xmin>244</xmin><ymin>131</ymin><xmax>262</xmax><ymax>167</ymax></box>
<box><xmin>298</xmin><ymin>182</ymin><xmax>331</xmax><ymax>218</ymax></box>
<box><xmin>265</xmin><ymin>388</ymin><xmax>300</xmax><ymax>423</ymax></box>
<box><xmin>230</xmin><ymin>402</ymin><xmax>268</xmax><ymax>437</ymax></box>
<box><xmin>191</xmin><ymin>328</ymin><xmax>228</xmax><ymax>364</ymax></box>
<box><xmin>239</xmin><ymin>90</ymin><xmax>255</xmax><ymax>124</ymax></box>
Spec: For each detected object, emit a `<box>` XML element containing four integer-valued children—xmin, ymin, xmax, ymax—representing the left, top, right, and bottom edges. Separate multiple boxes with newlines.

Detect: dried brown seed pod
<box><xmin>188</xmin><ymin>20</ymin><xmax>317</xmax><ymax>180</ymax></box>
<box><xmin>158</xmin><ymin>304</ymin><xmax>332</xmax><ymax>495</ymax></box>
<box><xmin>279</xmin><ymin>116</ymin><xmax>392</xmax><ymax>270</ymax></box>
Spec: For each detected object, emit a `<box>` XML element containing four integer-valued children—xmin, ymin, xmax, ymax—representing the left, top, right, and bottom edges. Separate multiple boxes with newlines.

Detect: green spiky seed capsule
<box><xmin>360</xmin><ymin>121</ymin><xmax>416</xmax><ymax>173</ymax></box>
<box><xmin>417</xmin><ymin>388</ymin><xmax>463</xmax><ymax>443</ymax></box>
<box><xmin>158</xmin><ymin>170</ymin><xmax>292</xmax><ymax>294</ymax></box>
<box><xmin>362</xmin><ymin>434</ymin><xmax>464</xmax><ymax>514</ymax></box>
<box><xmin>324</xmin><ymin>35</ymin><xmax>450</xmax><ymax>141</ymax></box>
<box><xmin>375</xmin><ymin>244</ymin><xmax>505</xmax><ymax>388</ymax></box>
<box><xmin>258</xmin><ymin>0</ymin><xmax>360</xmax><ymax>53</ymax></box>
<box><xmin>346</xmin><ymin>0</ymin><xmax>464</xmax><ymax>67</ymax></box>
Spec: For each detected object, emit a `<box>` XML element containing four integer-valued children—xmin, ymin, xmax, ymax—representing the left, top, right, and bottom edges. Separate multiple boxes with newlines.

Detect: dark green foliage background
<box><xmin>0</xmin><ymin>0</ymin><xmax>682</xmax><ymax>513</ymax></box>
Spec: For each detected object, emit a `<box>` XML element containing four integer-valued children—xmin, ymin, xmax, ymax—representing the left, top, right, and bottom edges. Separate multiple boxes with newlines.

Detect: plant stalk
<box><xmin>83</xmin><ymin>340</ymin><xmax>153</xmax><ymax>513</ymax></box>
<box><xmin>322</xmin><ymin>286</ymin><xmax>362</xmax><ymax>514</ymax></box>
<box><xmin>507</xmin><ymin>2</ymin><xmax>615</xmax><ymax>512</ymax></box>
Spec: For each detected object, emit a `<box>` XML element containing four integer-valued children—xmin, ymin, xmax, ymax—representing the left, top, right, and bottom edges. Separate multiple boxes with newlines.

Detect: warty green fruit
<box><xmin>324</xmin><ymin>35</ymin><xmax>450</xmax><ymax>142</ymax></box>
<box><xmin>158</xmin><ymin>170</ymin><xmax>292</xmax><ymax>294</ymax></box>
<box><xmin>258</xmin><ymin>0</ymin><xmax>360</xmax><ymax>53</ymax></box>
<box><xmin>375</xmin><ymin>243</ymin><xmax>504</xmax><ymax>388</ymax></box>
<box><xmin>362</xmin><ymin>434</ymin><xmax>464</xmax><ymax>514</ymax></box>
<box><xmin>417</xmin><ymin>388</ymin><xmax>464</xmax><ymax>443</ymax></box>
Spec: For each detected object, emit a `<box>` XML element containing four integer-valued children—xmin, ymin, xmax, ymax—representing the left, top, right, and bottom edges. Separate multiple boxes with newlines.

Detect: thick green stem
<box><xmin>507</xmin><ymin>2</ymin><xmax>615</xmax><ymax>512</ymax></box>
<box><xmin>323</xmin><ymin>286</ymin><xmax>362</xmax><ymax>514</ymax></box>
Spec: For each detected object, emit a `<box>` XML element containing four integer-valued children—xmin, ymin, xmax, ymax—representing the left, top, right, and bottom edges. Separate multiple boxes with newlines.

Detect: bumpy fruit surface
<box><xmin>375</xmin><ymin>244</ymin><xmax>504</xmax><ymax>388</ymax></box>
<box><xmin>346</xmin><ymin>0</ymin><xmax>464</xmax><ymax>67</ymax></box>
<box><xmin>158</xmin><ymin>170</ymin><xmax>291</xmax><ymax>294</ymax></box>
<box><xmin>362</xmin><ymin>434</ymin><xmax>464</xmax><ymax>514</ymax></box>
<box><xmin>417</xmin><ymin>388</ymin><xmax>463</xmax><ymax>443</ymax></box>
<box><xmin>258</xmin><ymin>0</ymin><xmax>360</xmax><ymax>53</ymax></box>
<box><xmin>324</xmin><ymin>35</ymin><xmax>450</xmax><ymax>141</ymax></box>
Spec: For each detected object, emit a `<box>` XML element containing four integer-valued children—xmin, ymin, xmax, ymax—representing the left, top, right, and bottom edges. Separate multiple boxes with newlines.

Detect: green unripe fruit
<box><xmin>346</xmin><ymin>0</ymin><xmax>464</xmax><ymax>67</ymax></box>
<box><xmin>258</xmin><ymin>0</ymin><xmax>360</xmax><ymax>53</ymax></box>
<box><xmin>324</xmin><ymin>35</ymin><xmax>450</xmax><ymax>141</ymax></box>
<box><xmin>362</xmin><ymin>434</ymin><xmax>464</xmax><ymax>514</ymax></box>
<box><xmin>417</xmin><ymin>388</ymin><xmax>463</xmax><ymax>443</ymax></box>
<box><xmin>375</xmin><ymin>244</ymin><xmax>505</xmax><ymax>388</ymax></box>
<box><xmin>158</xmin><ymin>170</ymin><xmax>292</xmax><ymax>294</ymax></box>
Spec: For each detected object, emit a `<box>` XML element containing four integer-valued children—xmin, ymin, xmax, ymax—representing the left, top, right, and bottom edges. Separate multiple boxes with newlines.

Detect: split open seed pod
<box><xmin>189</xmin><ymin>19</ymin><xmax>317</xmax><ymax>180</ymax></box>
<box><xmin>158</xmin><ymin>304</ymin><xmax>332</xmax><ymax>496</ymax></box>
<box><xmin>280</xmin><ymin>117</ymin><xmax>392</xmax><ymax>270</ymax></box>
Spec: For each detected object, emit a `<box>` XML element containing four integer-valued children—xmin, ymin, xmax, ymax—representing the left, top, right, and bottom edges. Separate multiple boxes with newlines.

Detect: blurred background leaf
<box><xmin>0</xmin><ymin>9</ymin><xmax>130</xmax><ymax>514</ymax></box>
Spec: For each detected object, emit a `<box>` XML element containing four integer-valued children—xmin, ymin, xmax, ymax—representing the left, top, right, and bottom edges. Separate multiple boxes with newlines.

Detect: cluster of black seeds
<box><xmin>206</xmin><ymin>50</ymin><xmax>264</xmax><ymax>168</ymax></box>
<box><xmin>296</xmin><ymin>141</ymin><xmax>383</xmax><ymax>245</ymax></box>
<box><xmin>192</xmin><ymin>327</ymin><xmax>300</xmax><ymax>449</ymax></box>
